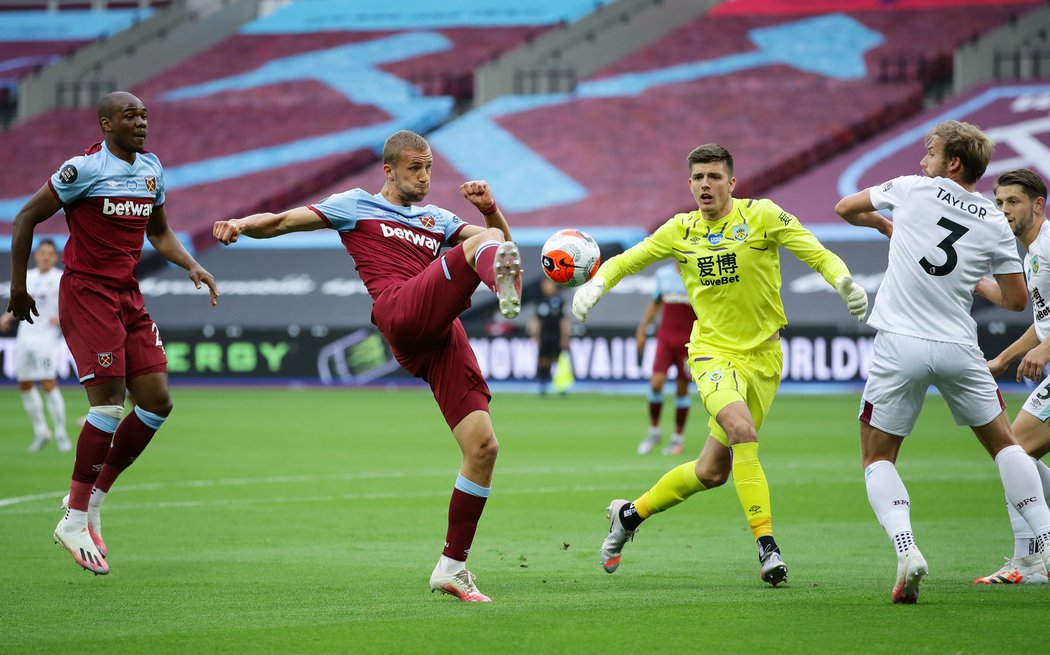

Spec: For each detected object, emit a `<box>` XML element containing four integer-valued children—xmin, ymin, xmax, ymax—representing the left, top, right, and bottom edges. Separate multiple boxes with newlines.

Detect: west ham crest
<box><xmin>98</xmin><ymin>352</ymin><xmax>113</xmax><ymax>368</ymax></box>
<box><xmin>145</xmin><ymin>176</ymin><xmax>157</xmax><ymax>193</ymax></box>
<box><xmin>420</xmin><ymin>215</ymin><xmax>435</xmax><ymax>228</ymax></box>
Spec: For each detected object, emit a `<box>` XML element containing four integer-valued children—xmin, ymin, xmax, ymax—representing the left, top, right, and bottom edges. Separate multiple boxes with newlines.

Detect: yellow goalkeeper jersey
<box><xmin>596</xmin><ymin>198</ymin><xmax>851</xmax><ymax>353</ymax></box>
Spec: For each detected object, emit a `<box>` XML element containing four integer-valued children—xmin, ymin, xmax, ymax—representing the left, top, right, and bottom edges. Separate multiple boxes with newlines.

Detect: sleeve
<box><xmin>869</xmin><ymin>175</ymin><xmax>917</xmax><ymax>211</ymax></box>
<box><xmin>991</xmin><ymin>221</ymin><xmax>1024</xmax><ymax>275</ymax></box>
<box><xmin>595</xmin><ymin>218</ymin><xmax>677</xmax><ymax>291</ymax></box>
<box><xmin>439</xmin><ymin>207</ymin><xmax>466</xmax><ymax>244</ymax></box>
<box><xmin>311</xmin><ymin>190</ymin><xmax>359</xmax><ymax>231</ymax></box>
<box><xmin>154</xmin><ymin>168</ymin><xmax>166</xmax><ymax>207</ymax></box>
<box><xmin>764</xmin><ymin>200</ymin><xmax>851</xmax><ymax>287</ymax></box>
<box><xmin>48</xmin><ymin>155</ymin><xmax>96</xmax><ymax>206</ymax></box>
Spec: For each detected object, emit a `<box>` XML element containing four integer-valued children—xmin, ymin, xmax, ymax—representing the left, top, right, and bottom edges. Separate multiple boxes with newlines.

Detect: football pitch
<box><xmin>1</xmin><ymin>387</ymin><xmax>1046</xmax><ymax>654</ymax></box>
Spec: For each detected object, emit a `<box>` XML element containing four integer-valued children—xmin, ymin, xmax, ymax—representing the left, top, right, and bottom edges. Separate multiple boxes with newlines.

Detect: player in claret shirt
<box><xmin>7</xmin><ymin>91</ymin><xmax>219</xmax><ymax>576</ymax></box>
<box><xmin>213</xmin><ymin>130</ymin><xmax>522</xmax><ymax>603</ymax></box>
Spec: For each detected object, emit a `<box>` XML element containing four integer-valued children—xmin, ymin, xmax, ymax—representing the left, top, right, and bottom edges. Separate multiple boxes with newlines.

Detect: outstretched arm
<box><xmin>214</xmin><ymin>206</ymin><xmax>327</xmax><ymax>244</ymax></box>
<box><xmin>835</xmin><ymin>190</ymin><xmax>893</xmax><ymax>238</ymax></box>
<box><xmin>148</xmin><ymin>205</ymin><xmax>219</xmax><ymax>306</ymax></box>
<box><xmin>8</xmin><ymin>184</ymin><xmax>61</xmax><ymax>322</ymax></box>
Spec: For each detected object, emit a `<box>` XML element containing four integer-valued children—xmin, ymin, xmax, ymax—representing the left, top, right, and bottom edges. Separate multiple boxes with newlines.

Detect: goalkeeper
<box><xmin>573</xmin><ymin>144</ymin><xmax>867</xmax><ymax>586</ymax></box>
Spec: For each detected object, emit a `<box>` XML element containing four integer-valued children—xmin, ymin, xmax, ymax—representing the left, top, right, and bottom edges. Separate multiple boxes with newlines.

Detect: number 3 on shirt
<box><xmin>920</xmin><ymin>217</ymin><xmax>969</xmax><ymax>277</ymax></box>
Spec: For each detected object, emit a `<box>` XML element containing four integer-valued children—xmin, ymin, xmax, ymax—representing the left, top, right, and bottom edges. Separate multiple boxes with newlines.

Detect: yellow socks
<box><xmin>731</xmin><ymin>441</ymin><xmax>773</xmax><ymax>538</ymax></box>
<box><xmin>634</xmin><ymin>461</ymin><xmax>706</xmax><ymax>518</ymax></box>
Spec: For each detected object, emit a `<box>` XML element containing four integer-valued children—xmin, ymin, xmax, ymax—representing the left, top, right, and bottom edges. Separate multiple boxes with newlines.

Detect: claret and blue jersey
<box><xmin>310</xmin><ymin>188</ymin><xmax>469</xmax><ymax>300</ymax></box>
<box><xmin>48</xmin><ymin>141</ymin><xmax>165</xmax><ymax>289</ymax></box>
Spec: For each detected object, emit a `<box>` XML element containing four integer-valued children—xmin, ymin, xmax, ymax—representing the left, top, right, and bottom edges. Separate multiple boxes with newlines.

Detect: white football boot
<box><xmin>891</xmin><ymin>548</ymin><xmax>928</xmax><ymax>604</ymax></box>
<box><xmin>636</xmin><ymin>427</ymin><xmax>662</xmax><ymax>455</ymax></box>
<box><xmin>493</xmin><ymin>242</ymin><xmax>522</xmax><ymax>320</ymax></box>
<box><xmin>429</xmin><ymin>568</ymin><xmax>492</xmax><ymax>602</ymax></box>
<box><xmin>974</xmin><ymin>554</ymin><xmax>1049</xmax><ymax>585</ymax></box>
<box><xmin>600</xmin><ymin>499</ymin><xmax>638</xmax><ymax>573</ymax></box>
<box><xmin>62</xmin><ymin>493</ymin><xmax>106</xmax><ymax>558</ymax></box>
<box><xmin>54</xmin><ymin>510</ymin><xmax>108</xmax><ymax>575</ymax></box>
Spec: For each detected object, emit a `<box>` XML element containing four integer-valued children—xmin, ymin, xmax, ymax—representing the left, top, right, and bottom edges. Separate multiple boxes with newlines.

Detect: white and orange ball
<box><xmin>541</xmin><ymin>229</ymin><xmax>601</xmax><ymax>288</ymax></box>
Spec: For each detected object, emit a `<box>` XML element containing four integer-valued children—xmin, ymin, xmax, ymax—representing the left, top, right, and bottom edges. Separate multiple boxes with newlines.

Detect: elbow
<box><xmin>1003</xmin><ymin>293</ymin><xmax>1028</xmax><ymax>312</ymax></box>
<box><xmin>833</xmin><ymin>199</ymin><xmax>852</xmax><ymax>221</ymax></box>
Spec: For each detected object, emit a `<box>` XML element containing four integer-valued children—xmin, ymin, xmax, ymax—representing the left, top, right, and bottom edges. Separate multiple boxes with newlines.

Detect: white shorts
<box><xmin>1022</xmin><ymin>375</ymin><xmax>1050</xmax><ymax>421</ymax></box>
<box><xmin>860</xmin><ymin>331</ymin><xmax>1005</xmax><ymax>437</ymax></box>
<box><xmin>15</xmin><ymin>337</ymin><xmax>58</xmax><ymax>382</ymax></box>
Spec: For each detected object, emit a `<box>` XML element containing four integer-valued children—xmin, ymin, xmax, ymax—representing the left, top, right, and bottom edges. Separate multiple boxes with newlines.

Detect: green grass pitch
<box><xmin>1</xmin><ymin>388</ymin><xmax>1046</xmax><ymax>654</ymax></box>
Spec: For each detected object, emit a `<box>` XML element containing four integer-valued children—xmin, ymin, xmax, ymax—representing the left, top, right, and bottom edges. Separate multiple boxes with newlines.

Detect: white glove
<box><xmin>572</xmin><ymin>278</ymin><xmax>606</xmax><ymax>322</ymax></box>
<box><xmin>836</xmin><ymin>276</ymin><xmax>868</xmax><ymax>322</ymax></box>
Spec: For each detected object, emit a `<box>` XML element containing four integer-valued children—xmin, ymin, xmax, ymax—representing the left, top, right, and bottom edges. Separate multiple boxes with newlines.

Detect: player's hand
<box><xmin>189</xmin><ymin>264</ymin><xmax>220</xmax><ymax>306</ymax></box>
<box><xmin>987</xmin><ymin>356</ymin><xmax>1009</xmax><ymax>379</ymax></box>
<box><xmin>6</xmin><ymin>289</ymin><xmax>39</xmax><ymax>324</ymax></box>
<box><xmin>1017</xmin><ymin>348</ymin><xmax>1050</xmax><ymax>383</ymax></box>
<box><xmin>460</xmin><ymin>180</ymin><xmax>494</xmax><ymax>212</ymax></box>
<box><xmin>572</xmin><ymin>278</ymin><xmax>606</xmax><ymax>322</ymax></box>
<box><xmin>213</xmin><ymin>220</ymin><xmax>242</xmax><ymax>245</ymax></box>
<box><xmin>836</xmin><ymin>276</ymin><xmax>868</xmax><ymax>322</ymax></box>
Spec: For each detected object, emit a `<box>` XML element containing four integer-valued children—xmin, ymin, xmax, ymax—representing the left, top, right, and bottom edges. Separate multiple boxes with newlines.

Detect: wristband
<box><xmin>480</xmin><ymin>202</ymin><xmax>499</xmax><ymax>216</ymax></box>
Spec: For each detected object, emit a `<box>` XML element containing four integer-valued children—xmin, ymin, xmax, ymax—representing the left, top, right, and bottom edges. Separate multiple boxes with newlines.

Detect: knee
<box><xmin>723</xmin><ymin>417</ymin><xmax>757</xmax><ymax>444</ymax></box>
<box><xmin>141</xmin><ymin>396</ymin><xmax>173</xmax><ymax>418</ymax></box>
<box><xmin>695</xmin><ymin>459</ymin><xmax>729</xmax><ymax>488</ymax></box>
<box><xmin>468</xmin><ymin>432</ymin><xmax>500</xmax><ymax>469</ymax></box>
<box><xmin>480</xmin><ymin>227</ymin><xmax>504</xmax><ymax>242</ymax></box>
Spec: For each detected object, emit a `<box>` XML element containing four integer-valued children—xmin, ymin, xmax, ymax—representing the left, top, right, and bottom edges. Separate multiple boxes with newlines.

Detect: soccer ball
<box><xmin>541</xmin><ymin>229</ymin><xmax>601</xmax><ymax>288</ymax></box>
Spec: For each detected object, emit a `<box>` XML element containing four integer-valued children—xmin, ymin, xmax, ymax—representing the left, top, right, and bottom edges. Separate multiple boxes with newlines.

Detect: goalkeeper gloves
<box><xmin>836</xmin><ymin>276</ymin><xmax>868</xmax><ymax>322</ymax></box>
<box><xmin>572</xmin><ymin>277</ymin><xmax>606</xmax><ymax>322</ymax></box>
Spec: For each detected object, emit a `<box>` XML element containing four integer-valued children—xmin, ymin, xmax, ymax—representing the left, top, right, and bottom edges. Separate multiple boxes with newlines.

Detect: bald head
<box><xmin>97</xmin><ymin>91</ymin><xmax>148</xmax><ymax>159</ymax></box>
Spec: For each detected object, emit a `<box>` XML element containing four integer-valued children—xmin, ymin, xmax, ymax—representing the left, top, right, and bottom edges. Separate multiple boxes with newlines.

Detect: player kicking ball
<box><xmin>213</xmin><ymin>130</ymin><xmax>521</xmax><ymax>602</ymax></box>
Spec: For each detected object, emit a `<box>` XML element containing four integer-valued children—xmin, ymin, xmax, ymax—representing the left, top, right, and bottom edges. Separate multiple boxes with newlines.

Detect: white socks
<box><xmin>997</xmin><ymin>448</ymin><xmax>1050</xmax><ymax>556</ymax></box>
<box><xmin>21</xmin><ymin>388</ymin><xmax>49</xmax><ymax>438</ymax></box>
<box><xmin>864</xmin><ymin>459</ymin><xmax>915</xmax><ymax>555</ymax></box>
<box><xmin>46</xmin><ymin>388</ymin><xmax>68</xmax><ymax>439</ymax></box>
<box><xmin>435</xmin><ymin>555</ymin><xmax>465</xmax><ymax>576</ymax></box>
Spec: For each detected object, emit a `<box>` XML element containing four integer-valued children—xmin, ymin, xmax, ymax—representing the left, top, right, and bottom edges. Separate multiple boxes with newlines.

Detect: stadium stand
<box><xmin>0</xmin><ymin>0</ymin><xmax>613</xmax><ymax>246</ymax></box>
<box><xmin>313</xmin><ymin>0</ymin><xmax>1039</xmax><ymax>233</ymax></box>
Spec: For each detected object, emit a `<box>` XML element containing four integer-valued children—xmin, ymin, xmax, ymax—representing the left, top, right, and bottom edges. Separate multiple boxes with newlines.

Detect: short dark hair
<box><xmin>995</xmin><ymin>168</ymin><xmax>1047</xmax><ymax>202</ymax></box>
<box><xmin>36</xmin><ymin>238</ymin><xmax>58</xmax><ymax>252</ymax></box>
<box><xmin>924</xmin><ymin>120</ymin><xmax>993</xmax><ymax>184</ymax></box>
<box><xmin>383</xmin><ymin>130</ymin><xmax>430</xmax><ymax>167</ymax></box>
<box><xmin>687</xmin><ymin>144</ymin><xmax>733</xmax><ymax>175</ymax></box>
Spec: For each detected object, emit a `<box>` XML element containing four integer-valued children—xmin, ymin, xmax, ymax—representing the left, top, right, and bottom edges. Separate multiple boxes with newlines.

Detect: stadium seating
<box><xmin>310</xmin><ymin>3</ymin><xmax>1037</xmax><ymax>232</ymax></box>
<box><xmin>0</xmin><ymin>1</ymin><xmax>573</xmax><ymax>240</ymax></box>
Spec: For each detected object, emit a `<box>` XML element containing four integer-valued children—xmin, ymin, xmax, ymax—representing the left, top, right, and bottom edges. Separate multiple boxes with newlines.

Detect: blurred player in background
<box><xmin>2</xmin><ymin>239</ymin><xmax>72</xmax><ymax>453</ymax></box>
<box><xmin>573</xmin><ymin>143</ymin><xmax>868</xmax><ymax>586</ymax></box>
<box><xmin>213</xmin><ymin>130</ymin><xmax>522</xmax><ymax>603</ymax></box>
<box><xmin>7</xmin><ymin>91</ymin><xmax>219</xmax><ymax>576</ymax></box>
<box><xmin>634</xmin><ymin>262</ymin><xmax>696</xmax><ymax>456</ymax></box>
<box><xmin>836</xmin><ymin>121</ymin><xmax>1050</xmax><ymax>603</ymax></box>
<box><xmin>976</xmin><ymin>168</ymin><xmax>1050</xmax><ymax>585</ymax></box>
<box><xmin>527</xmin><ymin>278</ymin><xmax>569</xmax><ymax>396</ymax></box>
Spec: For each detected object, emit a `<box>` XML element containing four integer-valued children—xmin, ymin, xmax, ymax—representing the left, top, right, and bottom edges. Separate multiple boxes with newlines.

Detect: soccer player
<box><xmin>634</xmin><ymin>262</ymin><xmax>696</xmax><ymax>456</ymax></box>
<box><xmin>7</xmin><ymin>91</ymin><xmax>219</xmax><ymax>576</ymax></box>
<box><xmin>835</xmin><ymin>121</ymin><xmax>1050</xmax><ymax>603</ymax></box>
<box><xmin>212</xmin><ymin>130</ymin><xmax>523</xmax><ymax>603</ymax></box>
<box><xmin>528</xmin><ymin>278</ymin><xmax>569</xmax><ymax>396</ymax></box>
<box><xmin>975</xmin><ymin>168</ymin><xmax>1050</xmax><ymax>584</ymax></box>
<box><xmin>2</xmin><ymin>239</ymin><xmax>72</xmax><ymax>453</ymax></box>
<box><xmin>572</xmin><ymin>143</ymin><xmax>868</xmax><ymax>586</ymax></box>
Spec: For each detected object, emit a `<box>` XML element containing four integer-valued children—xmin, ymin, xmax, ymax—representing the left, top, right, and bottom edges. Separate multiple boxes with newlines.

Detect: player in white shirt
<box><xmin>1</xmin><ymin>239</ymin><xmax>72</xmax><ymax>452</ymax></box>
<box><xmin>835</xmin><ymin>120</ymin><xmax>1050</xmax><ymax>603</ymax></box>
<box><xmin>975</xmin><ymin>169</ymin><xmax>1050</xmax><ymax>584</ymax></box>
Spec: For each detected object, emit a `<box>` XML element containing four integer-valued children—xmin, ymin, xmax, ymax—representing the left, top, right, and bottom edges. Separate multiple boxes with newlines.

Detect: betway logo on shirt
<box><xmin>380</xmin><ymin>222</ymin><xmax>440</xmax><ymax>255</ymax></box>
<box><xmin>102</xmin><ymin>198</ymin><xmax>153</xmax><ymax>217</ymax></box>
